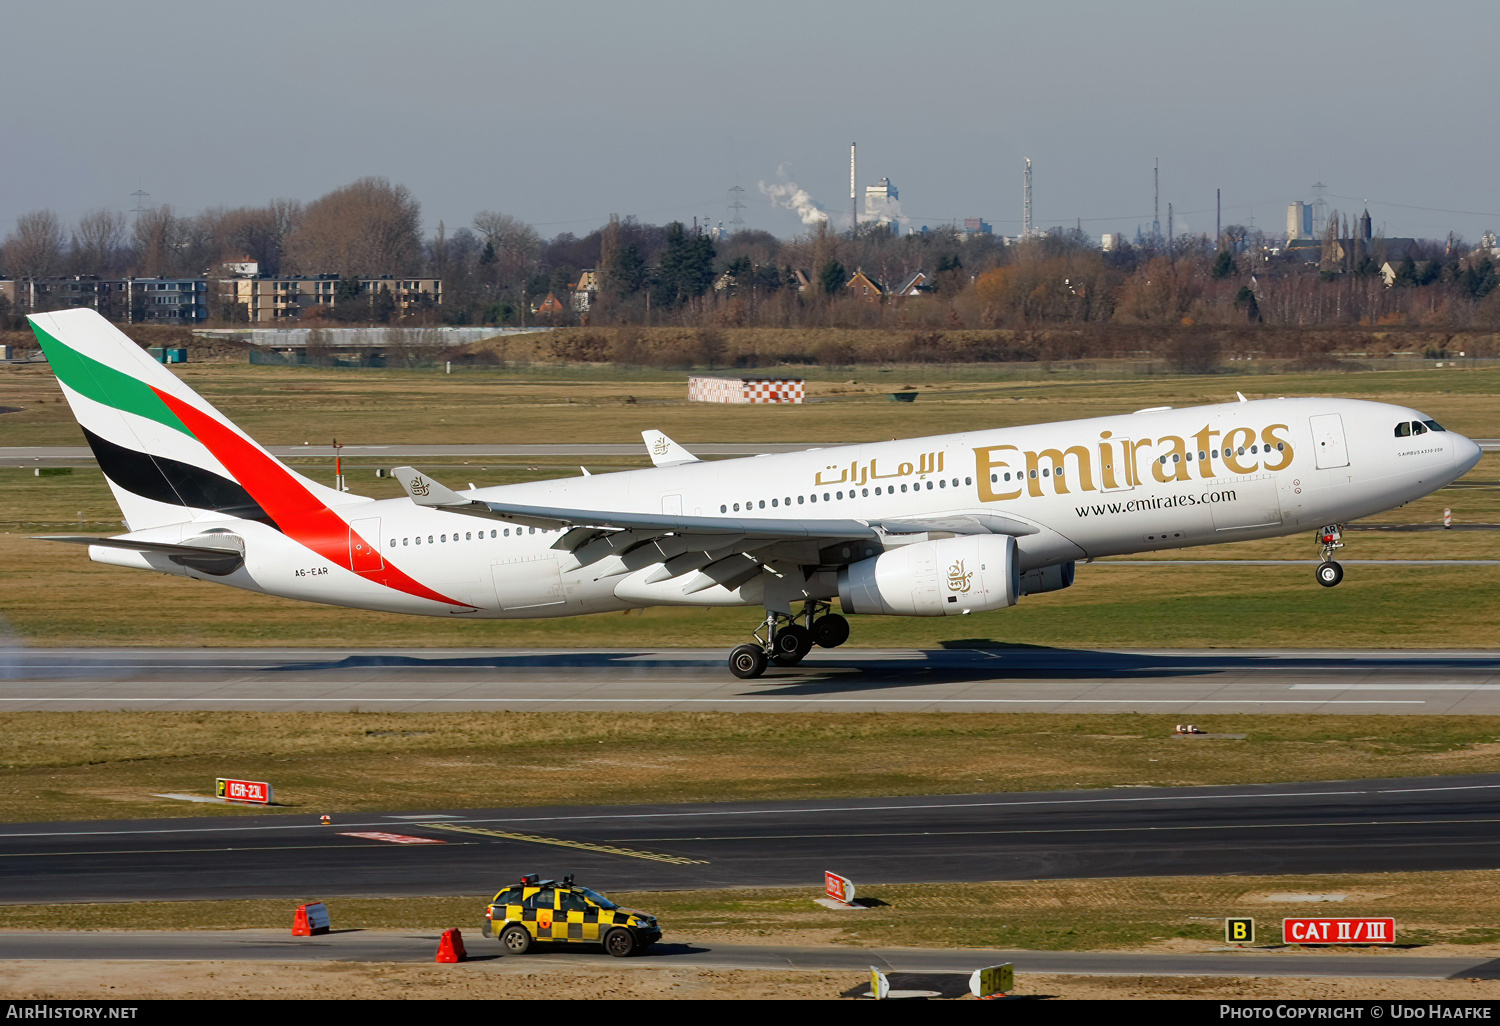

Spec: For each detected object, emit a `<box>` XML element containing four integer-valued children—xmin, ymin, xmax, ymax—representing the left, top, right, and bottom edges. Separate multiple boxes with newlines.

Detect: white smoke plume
<box><xmin>760</xmin><ymin>168</ymin><xmax>829</xmax><ymax>226</ymax></box>
<box><xmin>864</xmin><ymin>194</ymin><xmax>905</xmax><ymax>229</ymax></box>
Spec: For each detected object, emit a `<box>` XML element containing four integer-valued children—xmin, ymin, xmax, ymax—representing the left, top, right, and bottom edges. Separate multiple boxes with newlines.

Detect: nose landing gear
<box><xmin>1315</xmin><ymin>525</ymin><xmax>1345</xmax><ymax>588</ymax></box>
<box><xmin>726</xmin><ymin>603</ymin><xmax>851</xmax><ymax>679</ymax></box>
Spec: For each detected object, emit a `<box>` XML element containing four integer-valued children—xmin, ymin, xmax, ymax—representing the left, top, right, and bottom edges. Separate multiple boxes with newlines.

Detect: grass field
<box><xmin>5</xmin><ymin>357</ymin><xmax>1500</xmax><ymax>447</ymax></box>
<box><xmin>7</xmin><ymin>711</ymin><xmax>1500</xmax><ymax>823</ymax></box>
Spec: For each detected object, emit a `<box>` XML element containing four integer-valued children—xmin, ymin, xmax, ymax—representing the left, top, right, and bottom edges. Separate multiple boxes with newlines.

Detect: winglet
<box><xmin>392</xmin><ymin>466</ymin><xmax>484</xmax><ymax>510</ymax></box>
<box><xmin>642</xmin><ymin>430</ymin><xmax>700</xmax><ymax>468</ymax></box>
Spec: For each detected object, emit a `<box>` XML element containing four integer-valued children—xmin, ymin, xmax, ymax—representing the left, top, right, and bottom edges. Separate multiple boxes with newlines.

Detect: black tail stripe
<box><xmin>81</xmin><ymin>427</ymin><xmax>280</xmax><ymax>530</ymax></box>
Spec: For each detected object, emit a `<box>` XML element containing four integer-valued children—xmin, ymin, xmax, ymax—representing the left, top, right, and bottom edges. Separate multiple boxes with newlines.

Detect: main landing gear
<box><xmin>728</xmin><ymin>602</ymin><xmax>850</xmax><ymax>679</ymax></box>
<box><xmin>1315</xmin><ymin>524</ymin><xmax>1345</xmax><ymax>588</ymax></box>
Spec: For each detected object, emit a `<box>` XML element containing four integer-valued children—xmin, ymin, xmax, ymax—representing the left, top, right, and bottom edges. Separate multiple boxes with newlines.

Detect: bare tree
<box><xmin>3</xmin><ymin>209</ymin><xmax>66</xmax><ymax>278</ymax></box>
<box><xmin>472</xmin><ymin>209</ymin><xmax>541</xmax><ymax>291</ymax></box>
<box><xmin>284</xmin><ymin>178</ymin><xmax>421</xmax><ymax>276</ymax></box>
<box><xmin>71</xmin><ymin>209</ymin><xmax>127</xmax><ymax>276</ymax></box>
<box><xmin>131</xmin><ymin>205</ymin><xmax>187</xmax><ymax>277</ymax></box>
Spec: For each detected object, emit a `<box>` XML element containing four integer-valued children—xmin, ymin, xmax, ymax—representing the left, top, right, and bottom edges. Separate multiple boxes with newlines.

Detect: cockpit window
<box><xmin>1423</xmin><ymin>419</ymin><xmax>1446</xmax><ymax>432</ymax></box>
<box><xmin>1411</xmin><ymin>421</ymin><xmax>1428</xmax><ymax>435</ymax></box>
<box><xmin>1395</xmin><ymin>422</ymin><xmax>1411</xmax><ymax>437</ymax></box>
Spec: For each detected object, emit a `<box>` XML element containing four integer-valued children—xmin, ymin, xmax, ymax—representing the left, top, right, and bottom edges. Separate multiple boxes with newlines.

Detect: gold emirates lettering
<box><xmin>975</xmin><ymin>424</ymin><xmax>1293</xmax><ymax>502</ymax></box>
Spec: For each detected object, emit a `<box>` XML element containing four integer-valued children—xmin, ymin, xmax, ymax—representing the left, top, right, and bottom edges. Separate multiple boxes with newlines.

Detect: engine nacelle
<box><xmin>837</xmin><ymin>535</ymin><xmax>1019</xmax><ymax>617</ymax></box>
<box><xmin>1019</xmin><ymin>561</ymin><xmax>1075</xmax><ymax>596</ymax></box>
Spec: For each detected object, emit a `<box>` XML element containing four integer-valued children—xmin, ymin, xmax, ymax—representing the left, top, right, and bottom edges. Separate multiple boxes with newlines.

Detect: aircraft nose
<box><xmin>1453</xmin><ymin>434</ymin><xmax>1483</xmax><ymax>475</ymax></box>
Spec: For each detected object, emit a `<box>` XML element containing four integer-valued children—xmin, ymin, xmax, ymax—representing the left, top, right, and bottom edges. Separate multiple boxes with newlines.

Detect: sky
<box><xmin>3</xmin><ymin>0</ymin><xmax>1498</xmax><ymax>248</ymax></box>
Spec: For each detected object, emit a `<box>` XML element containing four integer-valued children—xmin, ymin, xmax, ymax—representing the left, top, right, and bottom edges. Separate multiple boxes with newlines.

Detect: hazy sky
<box><xmin>4</xmin><ymin>0</ymin><xmax>1498</xmax><ymax>246</ymax></box>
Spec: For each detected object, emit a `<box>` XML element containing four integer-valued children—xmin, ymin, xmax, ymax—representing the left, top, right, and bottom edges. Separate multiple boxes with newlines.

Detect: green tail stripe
<box><xmin>30</xmin><ymin>322</ymin><xmax>191</xmax><ymax>437</ymax></box>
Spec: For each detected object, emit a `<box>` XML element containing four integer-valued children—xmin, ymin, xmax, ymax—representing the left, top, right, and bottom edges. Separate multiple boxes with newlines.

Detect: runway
<box><xmin>5</xmin><ymin>775</ymin><xmax>1500</xmax><ymax>905</ymax></box>
<box><xmin>4</xmin><ymin>647</ymin><xmax>1500</xmax><ymax>714</ymax></box>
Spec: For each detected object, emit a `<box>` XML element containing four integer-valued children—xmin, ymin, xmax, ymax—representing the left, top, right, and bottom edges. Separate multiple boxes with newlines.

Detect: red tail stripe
<box><xmin>153</xmin><ymin>390</ymin><xmax>469</xmax><ymax>608</ymax></box>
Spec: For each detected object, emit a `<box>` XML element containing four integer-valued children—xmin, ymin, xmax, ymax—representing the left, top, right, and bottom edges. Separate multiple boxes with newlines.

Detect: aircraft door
<box><xmin>662</xmin><ymin>494</ymin><xmax>683</xmax><ymax>515</ymax></box>
<box><xmin>1309</xmin><ymin>414</ymin><xmax>1350</xmax><ymax>469</ymax></box>
<box><xmin>349</xmin><ymin>518</ymin><xmax>384</xmax><ymax>573</ymax></box>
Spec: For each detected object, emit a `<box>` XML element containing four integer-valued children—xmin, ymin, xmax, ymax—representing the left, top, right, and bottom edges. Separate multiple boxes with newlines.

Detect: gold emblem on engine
<box><xmin>947</xmin><ymin>559</ymin><xmax>973</xmax><ymax>593</ymax></box>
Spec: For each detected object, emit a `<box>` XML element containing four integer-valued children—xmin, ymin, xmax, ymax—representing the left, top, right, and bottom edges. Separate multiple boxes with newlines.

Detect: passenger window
<box><xmin>1395</xmin><ymin>422</ymin><xmax>1411</xmax><ymax>437</ymax></box>
<box><xmin>874</xmin><ymin>487</ymin><xmax>882</xmax><ymax>495</ymax></box>
<box><xmin>797</xmin><ymin>495</ymin><xmax>804</xmax><ymax>504</ymax></box>
<box><xmin>388</xmin><ymin>539</ymin><xmax>395</xmax><ymax>548</ymax></box>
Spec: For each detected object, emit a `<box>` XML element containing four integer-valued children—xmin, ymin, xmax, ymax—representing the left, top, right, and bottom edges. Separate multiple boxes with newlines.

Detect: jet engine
<box><xmin>837</xmin><ymin>535</ymin><xmax>1019</xmax><ymax>617</ymax></box>
<box><xmin>1019</xmin><ymin>561</ymin><xmax>1075</xmax><ymax>596</ymax></box>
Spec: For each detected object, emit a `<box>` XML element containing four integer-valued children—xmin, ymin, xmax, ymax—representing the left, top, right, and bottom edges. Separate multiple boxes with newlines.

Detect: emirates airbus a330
<box><xmin>29</xmin><ymin>309</ymin><xmax>1482</xmax><ymax>678</ymax></box>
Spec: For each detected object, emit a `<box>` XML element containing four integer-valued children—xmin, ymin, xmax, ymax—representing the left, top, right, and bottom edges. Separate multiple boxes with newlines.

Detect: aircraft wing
<box><xmin>391</xmin><ymin>466</ymin><xmax>1037</xmax><ymax>588</ymax></box>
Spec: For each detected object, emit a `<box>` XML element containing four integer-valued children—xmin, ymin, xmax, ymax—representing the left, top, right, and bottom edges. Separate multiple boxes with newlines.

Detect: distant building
<box><xmin>0</xmin><ymin>276</ymin><xmax>207</xmax><ymax>323</ymax></box>
<box><xmin>1287</xmin><ymin>201</ymin><xmax>1313</xmax><ymax>241</ymax></box>
<box><xmin>533</xmin><ymin>291</ymin><xmax>568</xmax><ymax>317</ymax></box>
<box><xmin>863</xmin><ymin>178</ymin><xmax>898</xmax><ymax>225</ymax></box>
<box><xmin>216</xmin><ymin>275</ymin><xmax>440</xmax><ymax>323</ymax></box>
<box><xmin>846</xmin><ymin>269</ymin><xmax>884</xmax><ymax>303</ymax></box>
<box><xmin>571</xmin><ymin>269</ymin><xmax>598</xmax><ymax>312</ymax></box>
<box><xmin>896</xmin><ymin>270</ymin><xmax>931</xmax><ymax>297</ymax></box>
<box><xmin>1101</xmin><ymin>233</ymin><xmax>1124</xmax><ymax>252</ymax></box>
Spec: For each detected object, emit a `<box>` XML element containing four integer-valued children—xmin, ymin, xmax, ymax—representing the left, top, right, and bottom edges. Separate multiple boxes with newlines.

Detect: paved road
<box><xmin>4</xmin><ymin>647</ymin><xmax>1500</xmax><ymax>714</ymax></box>
<box><xmin>1</xmin><ymin>930</ymin><xmax>1495</xmax><ymax>981</ymax></box>
<box><xmin>5</xmin><ymin>776</ymin><xmax>1500</xmax><ymax>904</ymax></box>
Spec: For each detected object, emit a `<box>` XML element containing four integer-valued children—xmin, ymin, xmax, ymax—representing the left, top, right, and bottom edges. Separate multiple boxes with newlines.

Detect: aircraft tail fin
<box><xmin>28</xmin><ymin>309</ymin><xmax>359</xmax><ymax>532</ymax></box>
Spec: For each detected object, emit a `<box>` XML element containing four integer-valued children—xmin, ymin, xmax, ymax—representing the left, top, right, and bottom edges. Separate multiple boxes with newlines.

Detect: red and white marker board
<box><xmin>1283</xmin><ymin>918</ymin><xmax>1395</xmax><ymax>944</ymax></box>
<box><xmin>216</xmin><ymin>777</ymin><xmax>272</xmax><ymax>804</ymax></box>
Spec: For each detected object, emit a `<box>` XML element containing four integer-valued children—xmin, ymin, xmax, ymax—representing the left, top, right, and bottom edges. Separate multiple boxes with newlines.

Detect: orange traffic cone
<box><xmin>292</xmin><ymin>902</ymin><xmax>330</xmax><ymax>936</ymax></box>
<box><xmin>436</xmin><ymin>928</ymin><xmax>467</xmax><ymax>963</ymax></box>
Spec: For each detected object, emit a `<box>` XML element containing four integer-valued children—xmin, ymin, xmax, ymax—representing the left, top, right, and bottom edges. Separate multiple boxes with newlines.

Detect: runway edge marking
<box><xmin>430</xmin><ymin>823</ymin><xmax>708</xmax><ymax>865</ymax></box>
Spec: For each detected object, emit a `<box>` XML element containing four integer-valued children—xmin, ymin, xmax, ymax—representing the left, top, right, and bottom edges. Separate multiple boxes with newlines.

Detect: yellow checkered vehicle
<box><xmin>482</xmin><ymin>874</ymin><xmax>662</xmax><ymax>957</ymax></box>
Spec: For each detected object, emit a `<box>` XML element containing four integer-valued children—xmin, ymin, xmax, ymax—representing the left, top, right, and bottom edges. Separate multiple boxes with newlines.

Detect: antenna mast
<box><xmin>727</xmin><ymin>185</ymin><xmax>745</xmax><ymax>232</ymax></box>
<box><xmin>1023</xmin><ymin>158</ymin><xmax>1033</xmax><ymax>238</ymax></box>
<box><xmin>1152</xmin><ymin>158</ymin><xmax>1160</xmax><ymax>239</ymax></box>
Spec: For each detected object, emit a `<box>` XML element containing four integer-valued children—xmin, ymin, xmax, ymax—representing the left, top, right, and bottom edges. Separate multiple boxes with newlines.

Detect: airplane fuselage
<box><xmin>90</xmin><ymin>396</ymin><xmax>1477</xmax><ymax>620</ymax></box>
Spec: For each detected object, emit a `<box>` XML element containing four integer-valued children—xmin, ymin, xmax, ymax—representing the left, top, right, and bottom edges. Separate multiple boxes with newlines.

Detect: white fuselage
<box><xmin>93</xmin><ymin>397</ymin><xmax>1479</xmax><ymax>619</ymax></box>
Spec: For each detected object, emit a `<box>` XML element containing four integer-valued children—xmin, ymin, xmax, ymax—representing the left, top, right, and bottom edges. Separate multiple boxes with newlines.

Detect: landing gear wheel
<box><xmin>499</xmin><ymin>924</ymin><xmax>532</xmax><ymax>954</ymax></box>
<box><xmin>1316</xmin><ymin>560</ymin><xmax>1344</xmax><ymax>588</ymax></box>
<box><xmin>812</xmin><ymin>614</ymin><xmax>850</xmax><ymax>649</ymax></box>
<box><xmin>770</xmin><ymin>625</ymin><xmax>813</xmax><ymax>666</ymax></box>
<box><xmin>729</xmin><ymin>644</ymin><xmax>768</xmax><ymax>679</ymax></box>
<box><xmin>604</xmin><ymin>928</ymin><xmax>635</xmax><ymax>957</ymax></box>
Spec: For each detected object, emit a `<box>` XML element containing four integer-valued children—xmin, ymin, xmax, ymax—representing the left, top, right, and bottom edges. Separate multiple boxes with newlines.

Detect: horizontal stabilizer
<box><xmin>34</xmin><ymin>535</ymin><xmax>243</xmax><ymax>557</ymax></box>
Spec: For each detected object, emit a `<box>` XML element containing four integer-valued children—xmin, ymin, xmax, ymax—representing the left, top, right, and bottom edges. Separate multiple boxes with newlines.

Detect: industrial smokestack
<box><xmin>850</xmin><ymin>142</ymin><xmax>857</xmax><ymax>232</ymax></box>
